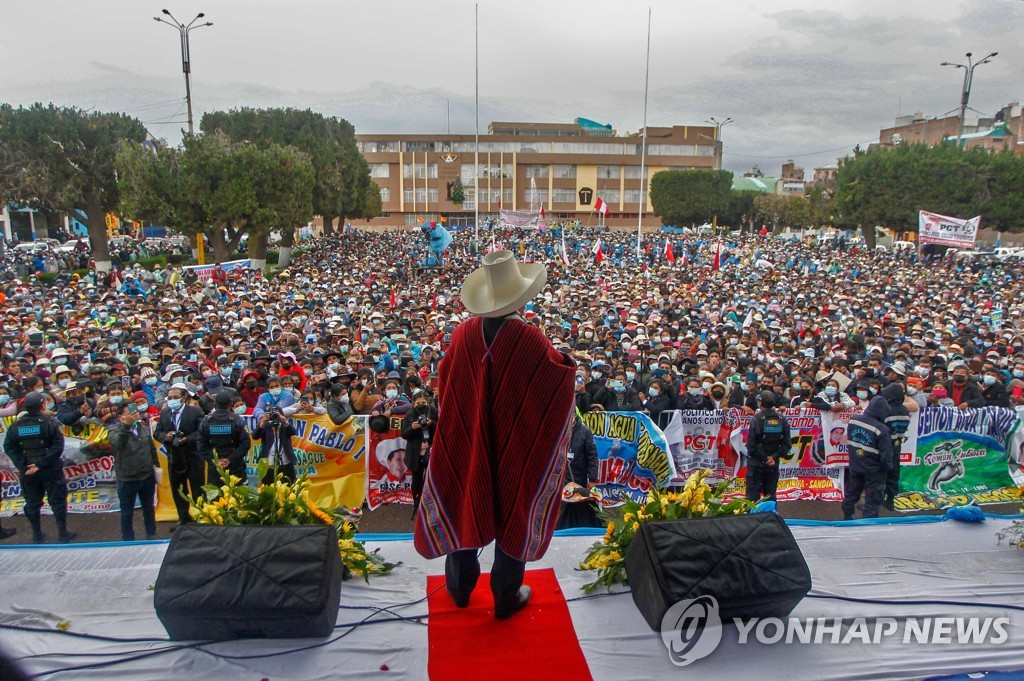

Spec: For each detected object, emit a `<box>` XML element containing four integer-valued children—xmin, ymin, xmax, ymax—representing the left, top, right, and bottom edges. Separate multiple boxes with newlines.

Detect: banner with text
<box><xmin>499</xmin><ymin>209</ymin><xmax>543</xmax><ymax>229</ymax></box>
<box><xmin>581</xmin><ymin>411</ymin><xmax>675</xmax><ymax>508</ymax></box>
<box><xmin>820</xmin><ymin>408</ymin><xmax>920</xmax><ymax>466</ymax></box>
<box><xmin>918</xmin><ymin>210</ymin><xmax>980</xmax><ymax>248</ymax></box>
<box><xmin>155</xmin><ymin>413</ymin><xmax>366</xmax><ymax>522</ymax></box>
<box><xmin>182</xmin><ymin>258</ymin><xmax>252</xmax><ymax>282</ymax></box>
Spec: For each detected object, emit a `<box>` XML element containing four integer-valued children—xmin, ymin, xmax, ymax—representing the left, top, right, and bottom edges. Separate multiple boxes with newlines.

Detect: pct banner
<box><xmin>582</xmin><ymin>411</ymin><xmax>675</xmax><ymax>508</ymax></box>
<box><xmin>663</xmin><ymin>409</ymin><xmax>743</xmax><ymax>485</ymax></box>
<box><xmin>893</xmin><ymin>407</ymin><xmax>1019</xmax><ymax>511</ymax></box>
<box><xmin>499</xmin><ymin>209</ymin><xmax>543</xmax><ymax>229</ymax></box>
<box><xmin>365</xmin><ymin>418</ymin><xmax>413</xmax><ymax>510</ymax></box>
<box><xmin>821</xmin><ymin>409</ymin><xmax>920</xmax><ymax>466</ymax></box>
<box><xmin>182</xmin><ymin>258</ymin><xmax>252</xmax><ymax>281</ymax></box>
<box><xmin>731</xmin><ymin>409</ymin><xmax>845</xmax><ymax>502</ymax></box>
<box><xmin>154</xmin><ymin>413</ymin><xmax>366</xmax><ymax>522</ymax></box>
<box><xmin>0</xmin><ymin>417</ymin><xmax>119</xmax><ymax>516</ymax></box>
<box><xmin>918</xmin><ymin>210</ymin><xmax>980</xmax><ymax>248</ymax></box>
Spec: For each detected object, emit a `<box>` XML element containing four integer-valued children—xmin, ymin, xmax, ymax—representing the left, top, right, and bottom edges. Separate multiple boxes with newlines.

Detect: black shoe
<box><xmin>842</xmin><ymin>516</ymin><xmax>853</xmax><ymax>521</ymax></box>
<box><xmin>145</xmin><ymin>535</ymin><xmax>158</xmax><ymax>541</ymax></box>
<box><xmin>447</xmin><ymin>588</ymin><xmax>470</xmax><ymax>609</ymax></box>
<box><xmin>58</xmin><ymin>531</ymin><xmax>77</xmax><ymax>544</ymax></box>
<box><xmin>32</xmin><ymin>532</ymin><xmax>46</xmax><ymax>544</ymax></box>
<box><xmin>0</xmin><ymin>527</ymin><xmax>16</xmax><ymax>541</ymax></box>
<box><xmin>494</xmin><ymin>586</ymin><xmax>531</xmax><ymax>620</ymax></box>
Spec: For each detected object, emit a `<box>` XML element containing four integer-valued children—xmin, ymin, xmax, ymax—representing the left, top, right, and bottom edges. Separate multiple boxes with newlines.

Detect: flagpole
<box><xmin>637</xmin><ymin>6</ymin><xmax>651</xmax><ymax>261</ymax></box>
<box><xmin>474</xmin><ymin>3</ymin><xmax>480</xmax><ymax>251</ymax></box>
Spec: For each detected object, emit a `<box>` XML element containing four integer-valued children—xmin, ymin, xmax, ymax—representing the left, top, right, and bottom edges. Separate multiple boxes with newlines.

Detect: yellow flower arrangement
<box><xmin>578</xmin><ymin>469</ymin><xmax>758</xmax><ymax>591</ymax></box>
<box><xmin>188</xmin><ymin>460</ymin><xmax>400</xmax><ymax>582</ymax></box>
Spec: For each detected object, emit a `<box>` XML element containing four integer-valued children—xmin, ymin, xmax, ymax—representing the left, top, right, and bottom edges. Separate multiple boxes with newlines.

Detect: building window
<box><xmin>552</xmin><ymin>188</ymin><xmax>575</xmax><ymax>203</ymax></box>
<box><xmin>553</xmin><ymin>164</ymin><xmax>576</xmax><ymax>179</ymax></box>
<box><xmin>523</xmin><ymin>164</ymin><xmax>549</xmax><ymax>178</ymax></box>
<box><xmin>404</xmin><ymin>163</ymin><xmax>438</xmax><ymax>179</ymax></box>
<box><xmin>357</xmin><ymin>141</ymin><xmax>398</xmax><ymax>153</ymax></box>
<box><xmin>649</xmin><ymin>144</ymin><xmax>695</xmax><ymax>156</ymax></box>
<box><xmin>460</xmin><ymin>165</ymin><xmax>477</xmax><ymax>186</ymax></box>
<box><xmin>463</xmin><ymin>189</ymin><xmax>476</xmax><ymax>210</ymax></box>
<box><xmin>597</xmin><ymin>165</ymin><xmax>621</xmax><ymax>179</ymax></box>
<box><xmin>523</xmin><ymin>188</ymin><xmax>548</xmax><ymax>205</ymax></box>
<box><xmin>379</xmin><ymin>187</ymin><xmax>391</xmax><ymax>203</ymax></box>
<box><xmin>369</xmin><ymin>163</ymin><xmax>390</xmax><ymax>178</ymax></box>
<box><xmin>597</xmin><ymin>189</ymin><xmax>620</xmax><ymax>204</ymax></box>
<box><xmin>696</xmin><ymin>145</ymin><xmax>715</xmax><ymax>157</ymax></box>
<box><xmin>427</xmin><ymin>188</ymin><xmax>438</xmax><ymax>203</ymax></box>
<box><xmin>403</xmin><ymin>188</ymin><xmax>414</xmax><ymax>204</ymax></box>
<box><xmin>503</xmin><ymin>189</ymin><xmax>513</xmax><ymax>206</ymax></box>
<box><xmin>624</xmin><ymin>166</ymin><xmax>643</xmax><ymax>179</ymax></box>
<box><xmin>624</xmin><ymin>189</ymin><xmax>645</xmax><ymax>204</ymax></box>
<box><xmin>404</xmin><ymin>141</ymin><xmax>436</xmax><ymax>153</ymax></box>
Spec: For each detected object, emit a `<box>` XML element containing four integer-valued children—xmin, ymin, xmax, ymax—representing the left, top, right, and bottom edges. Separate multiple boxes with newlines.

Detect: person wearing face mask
<box><xmin>326</xmin><ymin>382</ymin><xmax>354</xmax><ymax>425</ymax></box>
<box><xmin>238</xmin><ymin>369</ymin><xmax>267</xmax><ymax>411</ymax></box>
<box><xmin>370</xmin><ymin>380</ymin><xmax>412</xmax><ymax>425</ymax></box>
<box><xmin>881</xmin><ymin>383</ymin><xmax>911</xmax><ymax>511</ymax></box>
<box><xmin>56</xmin><ymin>382</ymin><xmax>99</xmax><ymax>429</ymax></box>
<box><xmin>811</xmin><ymin>378</ymin><xmax>856</xmax><ymax>412</ymax></box>
<box><xmin>252</xmin><ymin>399</ymin><xmax>298</xmax><ymax>484</ymax></box>
<box><xmin>108</xmin><ymin>402</ymin><xmax>160</xmax><ymax>541</ymax></box>
<box><xmin>842</xmin><ymin>395</ymin><xmax>895</xmax><ymax>521</ymax></box>
<box><xmin>253</xmin><ymin>376</ymin><xmax>297</xmax><ymax>421</ymax></box>
<box><xmin>401</xmin><ymin>391</ymin><xmax>438</xmax><ymax>518</ymax></box>
<box><xmin>606</xmin><ymin>370</ymin><xmax>643</xmax><ymax>411</ymax></box>
<box><xmin>980</xmin><ymin>367</ymin><xmax>1010</xmax><ymax>408</ymax></box>
<box><xmin>154</xmin><ymin>385</ymin><xmax>207</xmax><ymax>528</ymax></box>
<box><xmin>275</xmin><ymin>351</ymin><xmax>308</xmax><ymax>391</ymax></box>
<box><xmin>788</xmin><ymin>378</ymin><xmax>817</xmax><ymax>408</ymax></box>
<box><xmin>0</xmin><ymin>388</ymin><xmax>17</xmax><ymax>418</ymax></box>
<box><xmin>707</xmin><ymin>381</ymin><xmax>728</xmax><ymax>409</ymax></box>
<box><xmin>905</xmin><ymin>376</ymin><xmax>928</xmax><ymax>409</ymax></box>
<box><xmin>585</xmin><ymin>362</ymin><xmax>611</xmax><ymax>400</ymax></box>
<box><xmin>643</xmin><ymin>378</ymin><xmax>675</xmax><ymax>430</ymax></box>
<box><xmin>946</xmin><ymin>366</ymin><xmax>986</xmax><ymax>411</ymax></box>
<box><xmin>675</xmin><ymin>377</ymin><xmax>715</xmax><ymax>411</ymax></box>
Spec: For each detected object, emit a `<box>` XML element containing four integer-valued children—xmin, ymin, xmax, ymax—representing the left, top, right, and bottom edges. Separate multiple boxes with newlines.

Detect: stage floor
<box><xmin>2</xmin><ymin>517</ymin><xmax>1024</xmax><ymax>680</ymax></box>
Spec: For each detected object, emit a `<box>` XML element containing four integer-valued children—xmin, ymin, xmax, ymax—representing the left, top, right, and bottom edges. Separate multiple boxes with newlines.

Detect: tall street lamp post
<box><xmin>154</xmin><ymin>9</ymin><xmax>213</xmax><ymax>135</ymax></box>
<box><xmin>706</xmin><ymin>117</ymin><xmax>732</xmax><ymax>170</ymax></box>
<box><xmin>941</xmin><ymin>51</ymin><xmax>997</xmax><ymax>146</ymax></box>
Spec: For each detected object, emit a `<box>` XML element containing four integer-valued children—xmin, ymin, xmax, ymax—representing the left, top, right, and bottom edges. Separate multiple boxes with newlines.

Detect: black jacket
<box><xmin>566</xmin><ymin>416</ymin><xmax>599</xmax><ymax>486</ymax></box>
<box><xmin>326</xmin><ymin>397</ymin><xmax>354</xmax><ymax>426</ymax></box>
<box><xmin>847</xmin><ymin>395</ymin><xmax>895</xmax><ymax>474</ymax></box>
<box><xmin>945</xmin><ymin>378</ymin><xmax>986</xmax><ymax>409</ymax></box>
<box><xmin>153</xmin><ymin>404</ymin><xmax>206</xmax><ymax>461</ymax></box>
<box><xmin>56</xmin><ymin>396</ymin><xmax>96</xmax><ymax>428</ymax></box>
<box><xmin>746</xmin><ymin>407</ymin><xmax>791</xmax><ymax>463</ymax></box>
<box><xmin>982</xmin><ymin>380</ymin><xmax>1010</xmax><ymax>409</ymax></box>
<box><xmin>252</xmin><ymin>417</ymin><xmax>296</xmax><ymax>466</ymax></box>
<box><xmin>675</xmin><ymin>391</ymin><xmax>715</xmax><ymax>411</ymax></box>
<box><xmin>646</xmin><ymin>392</ymin><xmax>676</xmax><ymax>430</ymax></box>
<box><xmin>197</xmin><ymin>409</ymin><xmax>251</xmax><ymax>466</ymax></box>
<box><xmin>3</xmin><ymin>411</ymin><xmax>64</xmax><ymax>472</ymax></box>
<box><xmin>607</xmin><ymin>388</ymin><xmax>643</xmax><ymax>412</ymax></box>
<box><xmin>108</xmin><ymin>420</ymin><xmax>159</xmax><ymax>482</ymax></box>
<box><xmin>400</xmin><ymin>405</ymin><xmax>437</xmax><ymax>474</ymax></box>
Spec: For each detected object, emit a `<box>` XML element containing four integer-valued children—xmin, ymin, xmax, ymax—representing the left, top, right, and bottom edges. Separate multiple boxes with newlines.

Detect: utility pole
<box><xmin>941</xmin><ymin>51</ymin><xmax>997</xmax><ymax>146</ymax></box>
<box><xmin>706</xmin><ymin>117</ymin><xmax>732</xmax><ymax>170</ymax></box>
<box><xmin>155</xmin><ymin>9</ymin><xmax>213</xmax><ymax>135</ymax></box>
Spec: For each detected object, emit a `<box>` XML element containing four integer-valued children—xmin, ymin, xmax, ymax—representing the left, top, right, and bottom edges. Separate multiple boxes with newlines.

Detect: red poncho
<box><xmin>414</xmin><ymin>316</ymin><xmax>576</xmax><ymax>562</ymax></box>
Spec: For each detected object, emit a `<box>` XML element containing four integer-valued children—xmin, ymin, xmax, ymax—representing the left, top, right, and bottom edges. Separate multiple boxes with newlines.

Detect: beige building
<box><xmin>348</xmin><ymin>119</ymin><xmax>721</xmax><ymax>230</ymax></box>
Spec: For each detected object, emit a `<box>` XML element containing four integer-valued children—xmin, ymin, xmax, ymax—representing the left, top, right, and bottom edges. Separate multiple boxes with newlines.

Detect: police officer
<box><xmin>745</xmin><ymin>390</ymin><xmax>790</xmax><ymax>502</ymax></box>
<box><xmin>198</xmin><ymin>391</ymin><xmax>251</xmax><ymax>483</ymax></box>
<box><xmin>3</xmin><ymin>392</ymin><xmax>76</xmax><ymax>543</ymax></box>
<box><xmin>881</xmin><ymin>383</ymin><xmax>910</xmax><ymax>511</ymax></box>
<box><xmin>842</xmin><ymin>395</ymin><xmax>895</xmax><ymax>520</ymax></box>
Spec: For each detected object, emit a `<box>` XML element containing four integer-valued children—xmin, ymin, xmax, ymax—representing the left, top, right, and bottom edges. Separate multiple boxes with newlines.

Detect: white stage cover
<box><xmin>2</xmin><ymin>517</ymin><xmax>1024</xmax><ymax>680</ymax></box>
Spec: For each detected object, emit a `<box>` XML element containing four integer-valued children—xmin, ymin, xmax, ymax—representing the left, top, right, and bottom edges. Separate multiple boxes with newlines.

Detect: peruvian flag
<box><xmin>592</xmin><ymin>239</ymin><xmax>604</xmax><ymax>264</ymax></box>
<box><xmin>680</xmin><ymin>246</ymin><xmax>688</xmax><ymax>266</ymax></box>
<box><xmin>431</xmin><ymin>289</ymin><xmax>438</xmax><ymax>312</ymax></box>
<box><xmin>713</xmin><ymin>241</ymin><xmax>722</xmax><ymax>270</ymax></box>
<box><xmin>561</xmin><ymin>229</ymin><xmax>571</xmax><ymax>266</ymax></box>
<box><xmin>389</xmin><ymin>289</ymin><xmax>396</xmax><ymax>309</ymax></box>
<box><xmin>594</xmin><ymin>197</ymin><xmax>608</xmax><ymax>215</ymax></box>
<box><xmin>665</xmin><ymin>239</ymin><xmax>675</xmax><ymax>263</ymax></box>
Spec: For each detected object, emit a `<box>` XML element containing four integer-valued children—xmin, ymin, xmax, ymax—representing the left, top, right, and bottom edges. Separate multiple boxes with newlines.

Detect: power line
<box><xmin>723</xmin><ymin>137</ymin><xmax>880</xmax><ymax>160</ymax></box>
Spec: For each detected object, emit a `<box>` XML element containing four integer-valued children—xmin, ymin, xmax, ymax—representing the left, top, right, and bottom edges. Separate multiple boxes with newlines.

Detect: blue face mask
<box><xmin>234</xmin><ymin>405</ymin><xmax>247</xmax><ymax>415</ymax></box>
<box><xmin>109</xmin><ymin>396</ymin><xmax>124</xmax><ymax>405</ymax></box>
<box><xmin>166</xmin><ymin>399</ymin><xmax>182</xmax><ymax>410</ymax></box>
<box><xmin>825</xmin><ymin>386</ymin><xmax>837</xmax><ymax>397</ymax></box>
<box><xmin>269</xmin><ymin>388</ymin><xmax>283</xmax><ymax>397</ymax></box>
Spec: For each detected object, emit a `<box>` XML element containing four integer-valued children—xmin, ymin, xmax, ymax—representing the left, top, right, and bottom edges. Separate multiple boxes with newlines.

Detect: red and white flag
<box><xmin>592</xmin><ymin>238</ymin><xmax>604</xmax><ymax>264</ymax></box>
<box><xmin>389</xmin><ymin>289</ymin><xmax>396</xmax><ymax>309</ymax></box>
<box><xmin>713</xmin><ymin>241</ymin><xmax>722</xmax><ymax>270</ymax></box>
<box><xmin>561</xmin><ymin>230</ymin><xmax>571</xmax><ymax>267</ymax></box>
<box><xmin>539</xmin><ymin>206</ymin><xmax>548</xmax><ymax>233</ymax></box>
<box><xmin>594</xmin><ymin>197</ymin><xmax>608</xmax><ymax>215</ymax></box>
<box><xmin>680</xmin><ymin>247</ymin><xmax>688</xmax><ymax>266</ymax></box>
<box><xmin>665</xmin><ymin>239</ymin><xmax>675</xmax><ymax>263</ymax></box>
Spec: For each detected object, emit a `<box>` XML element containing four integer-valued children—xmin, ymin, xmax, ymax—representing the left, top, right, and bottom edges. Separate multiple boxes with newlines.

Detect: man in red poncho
<box><xmin>414</xmin><ymin>250</ymin><xmax>576</xmax><ymax>620</ymax></box>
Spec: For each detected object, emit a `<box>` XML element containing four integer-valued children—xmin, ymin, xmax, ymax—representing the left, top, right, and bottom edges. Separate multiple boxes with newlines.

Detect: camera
<box><xmin>417</xmin><ymin>416</ymin><xmax>430</xmax><ymax>427</ymax></box>
<box><xmin>267</xmin><ymin>408</ymin><xmax>282</xmax><ymax>426</ymax></box>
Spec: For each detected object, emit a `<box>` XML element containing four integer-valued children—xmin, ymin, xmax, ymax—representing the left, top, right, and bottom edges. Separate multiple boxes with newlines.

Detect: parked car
<box><xmin>11</xmin><ymin>242</ymin><xmax>50</xmax><ymax>254</ymax></box>
<box><xmin>57</xmin><ymin>238</ymin><xmax>90</xmax><ymax>254</ymax></box>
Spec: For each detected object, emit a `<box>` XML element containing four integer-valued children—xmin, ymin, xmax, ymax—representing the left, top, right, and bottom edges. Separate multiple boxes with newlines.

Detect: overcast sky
<box><xmin>2</xmin><ymin>0</ymin><xmax>1022</xmax><ymax>176</ymax></box>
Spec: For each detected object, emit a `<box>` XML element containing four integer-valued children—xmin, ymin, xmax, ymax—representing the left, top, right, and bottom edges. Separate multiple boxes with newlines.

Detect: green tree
<box><xmin>720</xmin><ymin>190</ymin><xmax>758</xmax><ymax>230</ymax></box>
<box><xmin>0</xmin><ymin>103</ymin><xmax>146</xmax><ymax>271</ymax></box>
<box><xmin>650</xmin><ymin>169</ymin><xmax>733</xmax><ymax>226</ymax></box>
<box><xmin>201</xmin><ymin>107</ymin><xmax>372</xmax><ymax>266</ymax></box>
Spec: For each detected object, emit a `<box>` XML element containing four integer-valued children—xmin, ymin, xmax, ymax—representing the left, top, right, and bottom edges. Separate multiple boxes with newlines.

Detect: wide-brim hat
<box><xmin>374</xmin><ymin>437</ymin><xmax>407</xmax><ymax>468</ymax></box>
<box><xmin>460</xmin><ymin>250</ymin><xmax>546</xmax><ymax>318</ymax></box>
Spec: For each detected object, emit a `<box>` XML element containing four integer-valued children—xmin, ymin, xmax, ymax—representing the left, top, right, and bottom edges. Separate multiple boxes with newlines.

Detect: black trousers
<box><xmin>842</xmin><ymin>469</ymin><xmax>886</xmax><ymax>519</ymax></box>
<box><xmin>20</xmin><ymin>465</ymin><xmax>68</xmax><ymax>517</ymax></box>
<box><xmin>884</xmin><ymin>459</ymin><xmax>901</xmax><ymax>505</ymax></box>
<box><xmin>261</xmin><ymin>462</ymin><xmax>296</xmax><ymax>485</ymax></box>
<box><xmin>445</xmin><ymin>544</ymin><xmax>525</xmax><ymax>608</ymax></box>
<box><xmin>168</xmin><ymin>455</ymin><xmax>207</xmax><ymax>523</ymax></box>
<box><xmin>410</xmin><ymin>453</ymin><xmax>428</xmax><ymax>511</ymax></box>
<box><xmin>745</xmin><ymin>459</ymin><xmax>779</xmax><ymax>502</ymax></box>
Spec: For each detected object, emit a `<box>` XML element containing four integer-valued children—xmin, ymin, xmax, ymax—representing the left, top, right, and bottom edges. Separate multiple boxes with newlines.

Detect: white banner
<box><xmin>820</xmin><ymin>408</ymin><xmax>919</xmax><ymax>467</ymax></box>
<box><xmin>499</xmin><ymin>209</ymin><xmax>542</xmax><ymax>229</ymax></box>
<box><xmin>182</xmin><ymin>258</ymin><xmax>252</xmax><ymax>281</ymax></box>
<box><xmin>918</xmin><ymin>210</ymin><xmax>980</xmax><ymax>248</ymax></box>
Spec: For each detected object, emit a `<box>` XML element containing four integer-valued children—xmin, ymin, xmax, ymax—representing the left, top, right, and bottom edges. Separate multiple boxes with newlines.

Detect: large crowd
<box><xmin>0</xmin><ymin>226</ymin><xmax>1019</xmax><ymax>432</ymax></box>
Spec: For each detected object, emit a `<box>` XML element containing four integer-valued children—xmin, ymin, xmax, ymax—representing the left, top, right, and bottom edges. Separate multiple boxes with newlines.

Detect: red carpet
<box><xmin>426</xmin><ymin>568</ymin><xmax>593</xmax><ymax>681</ymax></box>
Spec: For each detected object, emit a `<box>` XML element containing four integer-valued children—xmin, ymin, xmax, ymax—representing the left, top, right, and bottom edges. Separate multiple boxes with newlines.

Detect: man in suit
<box><xmin>154</xmin><ymin>384</ymin><xmax>207</xmax><ymax>527</ymax></box>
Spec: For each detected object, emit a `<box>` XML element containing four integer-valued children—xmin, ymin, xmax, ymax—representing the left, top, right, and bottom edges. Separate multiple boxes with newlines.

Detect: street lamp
<box><xmin>154</xmin><ymin>9</ymin><xmax>213</xmax><ymax>135</ymax></box>
<box><xmin>706</xmin><ymin>117</ymin><xmax>732</xmax><ymax>170</ymax></box>
<box><xmin>940</xmin><ymin>51</ymin><xmax>997</xmax><ymax>146</ymax></box>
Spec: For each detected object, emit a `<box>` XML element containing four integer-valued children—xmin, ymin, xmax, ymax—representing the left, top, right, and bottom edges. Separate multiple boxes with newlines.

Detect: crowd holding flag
<box><xmin>593</xmin><ymin>197</ymin><xmax>608</xmax><ymax>215</ymax></box>
<box><xmin>593</xmin><ymin>239</ymin><xmax>604</xmax><ymax>264</ymax></box>
<box><xmin>561</xmin><ymin>229</ymin><xmax>571</xmax><ymax>267</ymax></box>
<box><xmin>664</xmin><ymin>239</ymin><xmax>675</xmax><ymax>263</ymax></box>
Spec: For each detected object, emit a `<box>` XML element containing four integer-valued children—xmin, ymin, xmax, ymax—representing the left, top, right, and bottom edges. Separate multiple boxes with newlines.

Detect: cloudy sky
<box><xmin>2</xmin><ymin>0</ymin><xmax>1021</xmax><ymax>176</ymax></box>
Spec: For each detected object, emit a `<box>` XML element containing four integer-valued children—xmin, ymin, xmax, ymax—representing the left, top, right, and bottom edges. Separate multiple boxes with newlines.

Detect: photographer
<box><xmin>253</xmin><ymin>406</ymin><xmax>296</xmax><ymax>484</ymax></box>
<box><xmin>198</xmin><ymin>391</ymin><xmax>251</xmax><ymax>482</ymax></box>
<box><xmin>400</xmin><ymin>390</ymin><xmax>436</xmax><ymax>516</ymax></box>
<box><xmin>108</xmin><ymin>402</ymin><xmax>159</xmax><ymax>541</ymax></box>
<box><xmin>153</xmin><ymin>385</ymin><xmax>206</xmax><ymax>527</ymax></box>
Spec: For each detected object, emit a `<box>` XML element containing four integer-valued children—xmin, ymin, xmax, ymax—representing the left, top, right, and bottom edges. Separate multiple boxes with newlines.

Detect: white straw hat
<box><xmin>460</xmin><ymin>250</ymin><xmax>547</xmax><ymax>318</ymax></box>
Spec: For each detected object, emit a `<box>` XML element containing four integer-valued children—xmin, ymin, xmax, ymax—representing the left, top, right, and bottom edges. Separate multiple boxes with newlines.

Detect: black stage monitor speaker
<box><xmin>154</xmin><ymin>524</ymin><xmax>342</xmax><ymax>640</ymax></box>
<box><xmin>624</xmin><ymin>513</ymin><xmax>811</xmax><ymax>630</ymax></box>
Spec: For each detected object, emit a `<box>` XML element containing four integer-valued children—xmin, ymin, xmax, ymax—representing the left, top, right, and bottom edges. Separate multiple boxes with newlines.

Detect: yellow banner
<box><xmin>155</xmin><ymin>414</ymin><xmax>367</xmax><ymax>522</ymax></box>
